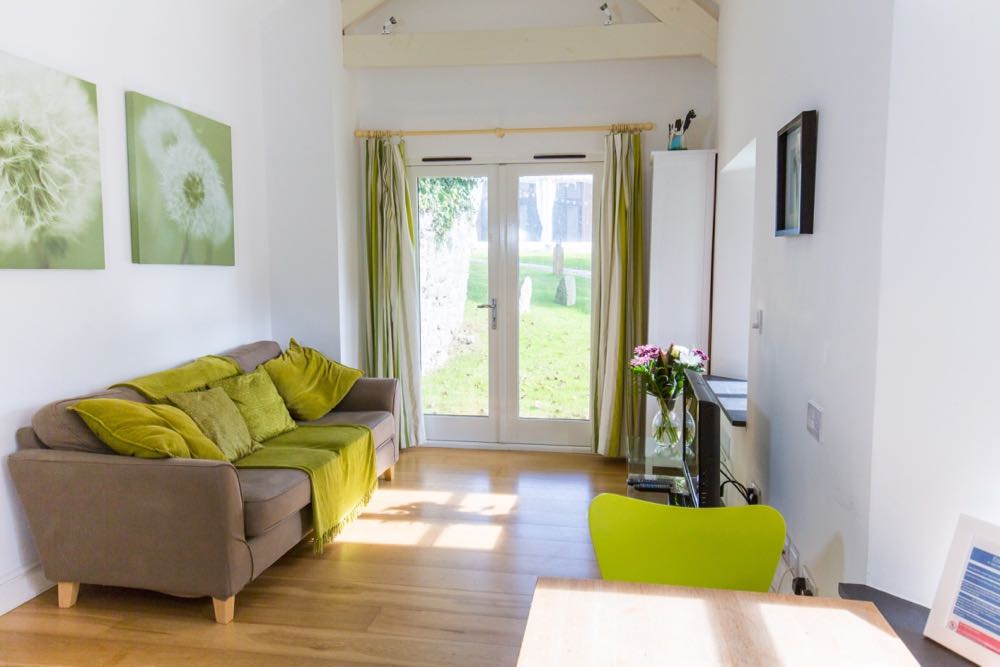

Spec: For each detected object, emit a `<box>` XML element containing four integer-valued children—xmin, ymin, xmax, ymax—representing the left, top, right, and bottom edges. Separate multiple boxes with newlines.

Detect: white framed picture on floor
<box><xmin>924</xmin><ymin>514</ymin><xmax>1000</xmax><ymax>663</ymax></box>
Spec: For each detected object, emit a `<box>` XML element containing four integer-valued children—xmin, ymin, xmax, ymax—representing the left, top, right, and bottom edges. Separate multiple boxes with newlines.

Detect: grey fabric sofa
<box><xmin>7</xmin><ymin>341</ymin><xmax>399</xmax><ymax>624</ymax></box>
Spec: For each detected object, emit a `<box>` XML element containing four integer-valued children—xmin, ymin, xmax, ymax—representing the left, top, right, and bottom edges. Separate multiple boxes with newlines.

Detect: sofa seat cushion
<box><xmin>299</xmin><ymin>410</ymin><xmax>393</xmax><ymax>446</ymax></box>
<box><xmin>237</xmin><ymin>467</ymin><xmax>311</xmax><ymax>537</ymax></box>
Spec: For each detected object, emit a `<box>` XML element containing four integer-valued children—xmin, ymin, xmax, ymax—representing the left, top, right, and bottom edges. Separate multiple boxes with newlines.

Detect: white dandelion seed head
<box><xmin>138</xmin><ymin>104</ymin><xmax>195</xmax><ymax>167</ymax></box>
<box><xmin>0</xmin><ymin>56</ymin><xmax>100</xmax><ymax>250</ymax></box>
<box><xmin>159</xmin><ymin>140</ymin><xmax>232</xmax><ymax>244</ymax></box>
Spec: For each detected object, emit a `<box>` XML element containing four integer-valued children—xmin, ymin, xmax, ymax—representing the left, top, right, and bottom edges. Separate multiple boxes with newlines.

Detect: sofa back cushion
<box><xmin>113</xmin><ymin>355</ymin><xmax>240</xmax><ymax>402</ymax></box>
<box><xmin>263</xmin><ymin>338</ymin><xmax>363</xmax><ymax>421</ymax></box>
<box><xmin>168</xmin><ymin>388</ymin><xmax>261</xmax><ymax>461</ymax></box>
<box><xmin>209</xmin><ymin>367</ymin><xmax>297</xmax><ymax>442</ymax></box>
<box><xmin>70</xmin><ymin>398</ymin><xmax>227</xmax><ymax>460</ymax></box>
<box><xmin>219</xmin><ymin>340</ymin><xmax>282</xmax><ymax>373</ymax></box>
<box><xmin>32</xmin><ymin>387</ymin><xmax>149</xmax><ymax>454</ymax></box>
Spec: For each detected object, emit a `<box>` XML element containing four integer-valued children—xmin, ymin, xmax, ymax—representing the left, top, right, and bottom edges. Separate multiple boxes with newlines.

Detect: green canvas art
<box><xmin>125</xmin><ymin>92</ymin><xmax>234</xmax><ymax>265</ymax></box>
<box><xmin>0</xmin><ymin>52</ymin><xmax>104</xmax><ymax>269</ymax></box>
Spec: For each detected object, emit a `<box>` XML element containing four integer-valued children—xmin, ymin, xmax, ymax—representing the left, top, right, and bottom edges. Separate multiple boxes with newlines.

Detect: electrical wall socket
<box><xmin>806</xmin><ymin>400</ymin><xmax>823</xmax><ymax>442</ymax></box>
<box><xmin>799</xmin><ymin>566</ymin><xmax>818</xmax><ymax>596</ymax></box>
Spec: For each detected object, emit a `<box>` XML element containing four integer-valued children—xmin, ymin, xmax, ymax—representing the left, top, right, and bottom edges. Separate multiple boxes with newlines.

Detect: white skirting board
<box><xmin>0</xmin><ymin>561</ymin><xmax>52</xmax><ymax>616</ymax></box>
<box><xmin>421</xmin><ymin>440</ymin><xmax>593</xmax><ymax>454</ymax></box>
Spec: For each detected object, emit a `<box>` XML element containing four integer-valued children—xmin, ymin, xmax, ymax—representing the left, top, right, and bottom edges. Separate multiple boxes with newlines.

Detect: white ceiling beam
<box><xmin>344</xmin><ymin>22</ymin><xmax>715</xmax><ymax>69</ymax></box>
<box><xmin>635</xmin><ymin>0</ymin><xmax>717</xmax><ymax>64</ymax></box>
<box><xmin>342</xmin><ymin>0</ymin><xmax>390</xmax><ymax>32</ymax></box>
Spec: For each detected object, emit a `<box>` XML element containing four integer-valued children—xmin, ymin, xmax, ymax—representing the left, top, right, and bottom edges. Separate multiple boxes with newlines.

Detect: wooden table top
<box><xmin>517</xmin><ymin>577</ymin><xmax>919</xmax><ymax>666</ymax></box>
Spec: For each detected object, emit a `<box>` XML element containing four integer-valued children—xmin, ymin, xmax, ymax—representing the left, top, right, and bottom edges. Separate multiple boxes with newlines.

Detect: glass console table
<box><xmin>625</xmin><ymin>436</ymin><xmax>694</xmax><ymax>506</ymax></box>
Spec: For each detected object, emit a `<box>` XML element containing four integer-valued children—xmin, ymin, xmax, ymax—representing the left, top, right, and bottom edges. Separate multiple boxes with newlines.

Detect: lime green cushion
<box><xmin>113</xmin><ymin>355</ymin><xmax>241</xmax><ymax>402</ymax></box>
<box><xmin>71</xmin><ymin>398</ymin><xmax>226</xmax><ymax>460</ymax></box>
<box><xmin>167</xmin><ymin>388</ymin><xmax>261</xmax><ymax>462</ymax></box>
<box><xmin>263</xmin><ymin>338</ymin><xmax>363</xmax><ymax>421</ymax></box>
<box><xmin>209</xmin><ymin>367</ymin><xmax>296</xmax><ymax>442</ymax></box>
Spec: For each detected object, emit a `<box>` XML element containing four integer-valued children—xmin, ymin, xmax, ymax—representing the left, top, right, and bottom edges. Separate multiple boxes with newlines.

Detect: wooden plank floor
<box><xmin>0</xmin><ymin>447</ymin><xmax>624</xmax><ymax>666</ymax></box>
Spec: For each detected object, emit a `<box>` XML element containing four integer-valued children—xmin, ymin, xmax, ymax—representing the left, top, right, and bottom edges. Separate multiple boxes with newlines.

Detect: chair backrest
<box><xmin>588</xmin><ymin>493</ymin><xmax>786</xmax><ymax>593</ymax></box>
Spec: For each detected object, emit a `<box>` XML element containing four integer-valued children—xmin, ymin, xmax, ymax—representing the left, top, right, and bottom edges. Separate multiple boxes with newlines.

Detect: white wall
<box><xmin>262</xmin><ymin>0</ymin><xmax>359</xmax><ymax>363</ymax></box>
<box><xmin>868</xmin><ymin>0</ymin><xmax>1000</xmax><ymax>606</ymax></box>
<box><xmin>356</xmin><ymin>58</ymin><xmax>717</xmax><ymax>313</ymax></box>
<box><xmin>710</xmin><ymin>140</ymin><xmax>755</xmax><ymax>380</ymax></box>
<box><xmin>717</xmin><ymin>0</ymin><xmax>894</xmax><ymax>596</ymax></box>
<box><xmin>0</xmin><ymin>0</ymin><xmax>356</xmax><ymax>614</ymax></box>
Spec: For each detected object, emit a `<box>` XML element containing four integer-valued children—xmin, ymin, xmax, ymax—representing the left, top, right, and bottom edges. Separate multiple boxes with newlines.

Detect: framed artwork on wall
<box><xmin>0</xmin><ymin>51</ymin><xmax>105</xmax><ymax>269</ymax></box>
<box><xmin>125</xmin><ymin>92</ymin><xmax>234</xmax><ymax>265</ymax></box>
<box><xmin>775</xmin><ymin>110</ymin><xmax>817</xmax><ymax>236</ymax></box>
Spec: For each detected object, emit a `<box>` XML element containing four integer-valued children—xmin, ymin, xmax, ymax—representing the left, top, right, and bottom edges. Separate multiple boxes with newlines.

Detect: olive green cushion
<box><xmin>167</xmin><ymin>388</ymin><xmax>261</xmax><ymax>462</ymax></box>
<box><xmin>263</xmin><ymin>338</ymin><xmax>363</xmax><ymax>421</ymax></box>
<box><xmin>113</xmin><ymin>355</ymin><xmax>241</xmax><ymax>402</ymax></box>
<box><xmin>209</xmin><ymin>367</ymin><xmax>296</xmax><ymax>442</ymax></box>
<box><xmin>70</xmin><ymin>398</ymin><xmax>226</xmax><ymax>460</ymax></box>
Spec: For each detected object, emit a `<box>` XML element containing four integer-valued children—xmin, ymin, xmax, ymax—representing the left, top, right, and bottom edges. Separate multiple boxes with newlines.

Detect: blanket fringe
<box><xmin>312</xmin><ymin>482</ymin><xmax>377</xmax><ymax>555</ymax></box>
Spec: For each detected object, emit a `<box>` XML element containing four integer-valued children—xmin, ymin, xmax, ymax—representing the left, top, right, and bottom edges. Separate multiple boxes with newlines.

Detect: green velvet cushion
<box><xmin>113</xmin><ymin>355</ymin><xmax>241</xmax><ymax>402</ymax></box>
<box><xmin>263</xmin><ymin>338</ymin><xmax>363</xmax><ymax>421</ymax></box>
<box><xmin>167</xmin><ymin>387</ymin><xmax>261</xmax><ymax>462</ymax></box>
<box><xmin>209</xmin><ymin>367</ymin><xmax>297</xmax><ymax>442</ymax></box>
<box><xmin>71</xmin><ymin>398</ymin><xmax>226</xmax><ymax>460</ymax></box>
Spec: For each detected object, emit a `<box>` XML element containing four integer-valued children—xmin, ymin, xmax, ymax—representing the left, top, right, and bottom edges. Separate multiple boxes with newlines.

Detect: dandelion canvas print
<box><xmin>0</xmin><ymin>52</ymin><xmax>104</xmax><ymax>269</ymax></box>
<box><xmin>125</xmin><ymin>92</ymin><xmax>234</xmax><ymax>265</ymax></box>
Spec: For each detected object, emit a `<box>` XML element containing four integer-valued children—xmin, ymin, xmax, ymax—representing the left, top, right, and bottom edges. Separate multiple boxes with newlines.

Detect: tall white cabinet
<box><xmin>647</xmin><ymin>149</ymin><xmax>717</xmax><ymax>353</ymax></box>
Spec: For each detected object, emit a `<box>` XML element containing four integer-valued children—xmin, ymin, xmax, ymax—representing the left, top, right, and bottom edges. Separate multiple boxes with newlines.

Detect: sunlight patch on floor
<box><xmin>364</xmin><ymin>488</ymin><xmax>519</xmax><ymax>517</ymax></box>
<box><xmin>336</xmin><ymin>518</ymin><xmax>505</xmax><ymax>551</ymax></box>
<box><xmin>456</xmin><ymin>492</ymin><xmax>518</xmax><ymax>516</ymax></box>
<box><xmin>433</xmin><ymin>523</ymin><xmax>503</xmax><ymax>550</ymax></box>
<box><xmin>365</xmin><ymin>489</ymin><xmax>454</xmax><ymax>514</ymax></box>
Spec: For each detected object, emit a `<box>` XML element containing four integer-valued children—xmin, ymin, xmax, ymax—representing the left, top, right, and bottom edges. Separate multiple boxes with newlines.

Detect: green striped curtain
<box><xmin>592</xmin><ymin>130</ymin><xmax>645</xmax><ymax>457</ymax></box>
<box><xmin>364</xmin><ymin>138</ymin><xmax>423</xmax><ymax>449</ymax></box>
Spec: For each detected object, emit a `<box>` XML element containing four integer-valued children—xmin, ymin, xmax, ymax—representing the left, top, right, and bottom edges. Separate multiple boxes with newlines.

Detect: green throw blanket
<box><xmin>114</xmin><ymin>355</ymin><xmax>241</xmax><ymax>402</ymax></box>
<box><xmin>236</xmin><ymin>425</ymin><xmax>377</xmax><ymax>554</ymax></box>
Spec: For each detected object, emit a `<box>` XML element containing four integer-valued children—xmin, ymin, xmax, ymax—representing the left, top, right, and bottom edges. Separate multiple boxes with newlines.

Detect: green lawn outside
<box><xmin>421</xmin><ymin>249</ymin><xmax>592</xmax><ymax>420</ymax></box>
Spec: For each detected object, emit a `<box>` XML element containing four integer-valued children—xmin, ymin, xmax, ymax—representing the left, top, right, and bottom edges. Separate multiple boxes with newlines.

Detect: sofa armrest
<box><xmin>335</xmin><ymin>377</ymin><xmax>401</xmax><ymax>453</ymax></box>
<box><xmin>8</xmin><ymin>449</ymin><xmax>253</xmax><ymax>600</ymax></box>
<box><xmin>335</xmin><ymin>377</ymin><xmax>399</xmax><ymax>414</ymax></box>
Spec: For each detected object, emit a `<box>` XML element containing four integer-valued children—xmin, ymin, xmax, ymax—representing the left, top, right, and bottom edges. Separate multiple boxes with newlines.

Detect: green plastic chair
<box><xmin>588</xmin><ymin>493</ymin><xmax>786</xmax><ymax>593</ymax></box>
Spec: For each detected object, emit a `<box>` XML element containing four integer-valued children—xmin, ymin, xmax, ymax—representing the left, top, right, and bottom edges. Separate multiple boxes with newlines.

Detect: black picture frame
<box><xmin>775</xmin><ymin>110</ymin><xmax>817</xmax><ymax>236</ymax></box>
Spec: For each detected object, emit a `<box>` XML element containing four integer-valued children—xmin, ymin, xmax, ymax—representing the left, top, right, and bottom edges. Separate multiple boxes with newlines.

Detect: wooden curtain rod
<box><xmin>354</xmin><ymin>122</ymin><xmax>654</xmax><ymax>139</ymax></box>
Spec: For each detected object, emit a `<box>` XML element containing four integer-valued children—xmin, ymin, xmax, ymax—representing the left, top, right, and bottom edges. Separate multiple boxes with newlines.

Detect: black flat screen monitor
<box><xmin>682</xmin><ymin>369</ymin><xmax>722</xmax><ymax>508</ymax></box>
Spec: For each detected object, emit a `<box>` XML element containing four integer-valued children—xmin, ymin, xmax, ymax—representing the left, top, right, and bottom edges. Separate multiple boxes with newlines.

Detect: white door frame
<box><xmin>413</xmin><ymin>162</ymin><xmax>601</xmax><ymax>450</ymax></box>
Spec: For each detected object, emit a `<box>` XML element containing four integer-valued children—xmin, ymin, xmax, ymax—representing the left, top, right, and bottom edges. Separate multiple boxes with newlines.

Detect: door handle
<box><xmin>477</xmin><ymin>298</ymin><xmax>497</xmax><ymax>330</ymax></box>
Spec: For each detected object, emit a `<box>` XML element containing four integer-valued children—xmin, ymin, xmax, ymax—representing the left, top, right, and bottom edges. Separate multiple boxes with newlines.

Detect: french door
<box><xmin>412</xmin><ymin>162</ymin><xmax>601</xmax><ymax>448</ymax></box>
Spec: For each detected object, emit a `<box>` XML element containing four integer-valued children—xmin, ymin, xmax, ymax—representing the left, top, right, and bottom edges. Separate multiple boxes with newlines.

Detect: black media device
<box><xmin>682</xmin><ymin>369</ymin><xmax>721</xmax><ymax>507</ymax></box>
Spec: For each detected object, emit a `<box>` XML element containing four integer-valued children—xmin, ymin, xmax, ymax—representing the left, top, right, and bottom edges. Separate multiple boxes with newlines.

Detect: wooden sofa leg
<box><xmin>57</xmin><ymin>582</ymin><xmax>79</xmax><ymax>609</ymax></box>
<box><xmin>212</xmin><ymin>596</ymin><xmax>235</xmax><ymax>624</ymax></box>
<box><xmin>381</xmin><ymin>465</ymin><xmax>394</xmax><ymax>482</ymax></box>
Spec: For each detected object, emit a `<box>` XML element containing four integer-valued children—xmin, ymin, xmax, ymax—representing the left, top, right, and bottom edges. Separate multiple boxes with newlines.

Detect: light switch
<box><xmin>807</xmin><ymin>401</ymin><xmax>823</xmax><ymax>442</ymax></box>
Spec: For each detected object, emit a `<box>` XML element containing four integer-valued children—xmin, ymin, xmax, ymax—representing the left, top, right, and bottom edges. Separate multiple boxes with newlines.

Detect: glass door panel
<box><xmin>515</xmin><ymin>174</ymin><xmax>594</xmax><ymax>420</ymax></box>
<box><xmin>415</xmin><ymin>165</ymin><xmax>498</xmax><ymax>444</ymax></box>
<box><xmin>500</xmin><ymin>163</ymin><xmax>600</xmax><ymax>447</ymax></box>
<box><xmin>418</xmin><ymin>175</ymin><xmax>490</xmax><ymax>417</ymax></box>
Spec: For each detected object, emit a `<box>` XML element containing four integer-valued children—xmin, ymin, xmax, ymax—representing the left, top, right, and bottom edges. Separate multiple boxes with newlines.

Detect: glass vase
<box><xmin>652</xmin><ymin>398</ymin><xmax>683</xmax><ymax>458</ymax></box>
